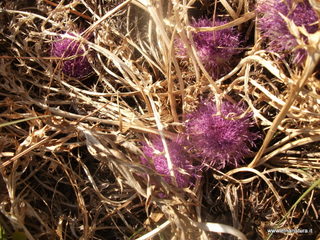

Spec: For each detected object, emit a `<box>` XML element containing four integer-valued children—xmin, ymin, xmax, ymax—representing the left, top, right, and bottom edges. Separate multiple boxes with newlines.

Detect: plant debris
<box><xmin>0</xmin><ymin>0</ymin><xmax>319</xmax><ymax>239</ymax></box>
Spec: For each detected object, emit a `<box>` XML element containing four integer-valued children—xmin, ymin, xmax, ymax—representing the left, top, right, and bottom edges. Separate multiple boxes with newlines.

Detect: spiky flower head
<box><xmin>185</xmin><ymin>100</ymin><xmax>259</xmax><ymax>170</ymax></box>
<box><xmin>51</xmin><ymin>32</ymin><xmax>92</xmax><ymax>78</ymax></box>
<box><xmin>141</xmin><ymin>136</ymin><xmax>193</xmax><ymax>188</ymax></box>
<box><xmin>176</xmin><ymin>18</ymin><xmax>241</xmax><ymax>78</ymax></box>
<box><xmin>256</xmin><ymin>0</ymin><xmax>319</xmax><ymax>64</ymax></box>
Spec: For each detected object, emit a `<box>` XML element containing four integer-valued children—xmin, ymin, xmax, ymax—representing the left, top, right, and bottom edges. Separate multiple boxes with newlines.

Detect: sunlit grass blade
<box><xmin>0</xmin><ymin>115</ymin><xmax>51</xmax><ymax>128</ymax></box>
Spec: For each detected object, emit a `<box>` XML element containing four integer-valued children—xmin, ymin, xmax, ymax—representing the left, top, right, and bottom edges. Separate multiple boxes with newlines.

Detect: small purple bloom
<box><xmin>185</xmin><ymin>100</ymin><xmax>259</xmax><ymax>169</ymax></box>
<box><xmin>51</xmin><ymin>33</ymin><xmax>92</xmax><ymax>78</ymax></box>
<box><xmin>256</xmin><ymin>0</ymin><xmax>318</xmax><ymax>63</ymax></box>
<box><xmin>141</xmin><ymin>137</ymin><xmax>193</xmax><ymax>188</ymax></box>
<box><xmin>176</xmin><ymin>18</ymin><xmax>241</xmax><ymax>78</ymax></box>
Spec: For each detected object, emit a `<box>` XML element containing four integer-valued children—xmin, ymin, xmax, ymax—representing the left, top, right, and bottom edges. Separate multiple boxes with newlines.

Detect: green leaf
<box><xmin>0</xmin><ymin>115</ymin><xmax>51</xmax><ymax>128</ymax></box>
<box><xmin>0</xmin><ymin>224</ymin><xmax>6</xmax><ymax>240</ymax></box>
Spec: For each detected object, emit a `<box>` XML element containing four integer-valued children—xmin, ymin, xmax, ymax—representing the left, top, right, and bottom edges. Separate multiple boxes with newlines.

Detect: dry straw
<box><xmin>0</xmin><ymin>0</ymin><xmax>319</xmax><ymax>239</ymax></box>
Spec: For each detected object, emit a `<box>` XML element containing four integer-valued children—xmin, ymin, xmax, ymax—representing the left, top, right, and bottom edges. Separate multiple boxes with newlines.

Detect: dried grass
<box><xmin>0</xmin><ymin>0</ymin><xmax>319</xmax><ymax>239</ymax></box>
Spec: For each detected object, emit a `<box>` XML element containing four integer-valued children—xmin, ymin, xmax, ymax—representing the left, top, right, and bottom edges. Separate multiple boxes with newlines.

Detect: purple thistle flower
<box><xmin>51</xmin><ymin>33</ymin><xmax>93</xmax><ymax>78</ymax></box>
<box><xmin>184</xmin><ymin>100</ymin><xmax>259</xmax><ymax>170</ymax></box>
<box><xmin>176</xmin><ymin>18</ymin><xmax>241</xmax><ymax>78</ymax></box>
<box><xmin>256</xmin><ymin>0</ymin><xmax>319</xmax><ymax>64</ymax></box>
<box><xmin>141</xmin><ymin>137</ymin><xmax>193</xmax><ymax>188</ymax></box>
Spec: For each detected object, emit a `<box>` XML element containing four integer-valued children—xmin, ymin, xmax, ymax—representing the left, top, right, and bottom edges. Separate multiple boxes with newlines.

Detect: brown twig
<box><xmin>43</xmin><ymin>0</ymin><xmax>93</xmax><ymax>21</ymax></box>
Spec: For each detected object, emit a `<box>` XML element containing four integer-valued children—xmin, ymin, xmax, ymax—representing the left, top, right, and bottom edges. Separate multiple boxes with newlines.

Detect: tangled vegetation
<box><xmin>0</xmin><ymin>0</ymin><xmax>319</xmax><ymax>239</ymax></box>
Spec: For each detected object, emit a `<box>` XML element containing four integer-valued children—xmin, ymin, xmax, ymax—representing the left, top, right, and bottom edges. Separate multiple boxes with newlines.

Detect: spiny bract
<box><xmin>256</xmin><ymin>0</ymin><xmax>319</xmax><ymax>64</ymax></box>
<box><xmin>141</xmin><ymin>137</ymin><xmax>193</xmax><ymax>188</ymax></box>
<box><xmin>51</xmin><ymin>33</ymin><xmax>92</xmax><ymax>78</ymax></box>
<box><xmin>185</xmin><ymin>100</ymin><xmax>259</xmax><ymax>169</ymax></box>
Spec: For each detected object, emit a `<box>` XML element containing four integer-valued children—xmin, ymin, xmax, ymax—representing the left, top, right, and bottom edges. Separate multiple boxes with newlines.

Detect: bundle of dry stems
<box><xmin>0</xmin><ymin>0</ymin><xmax>319</xmax><ymax>239</ymax></box>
